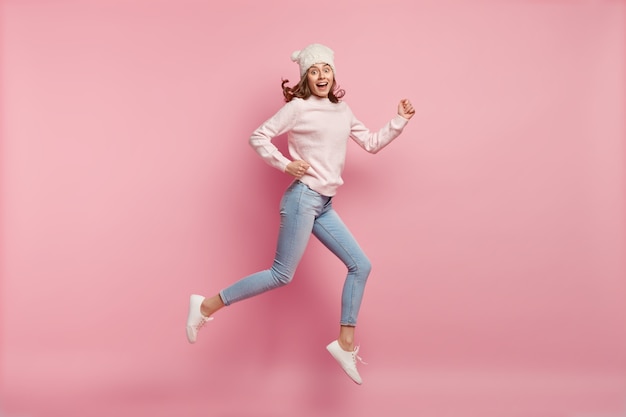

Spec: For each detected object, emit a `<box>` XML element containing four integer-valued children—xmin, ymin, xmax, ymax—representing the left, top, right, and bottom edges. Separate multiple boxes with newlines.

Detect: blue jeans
<box><xmin>219</xmin><ymin>180</ymin><xmax>371</xmax><ymax>326</ymax></box>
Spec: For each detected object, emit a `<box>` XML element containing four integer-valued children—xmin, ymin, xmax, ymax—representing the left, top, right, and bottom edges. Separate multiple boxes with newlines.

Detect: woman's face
<box><xmin>306</xmin><ymin>63</ymin><xmax>334</xmax><ymax>98</ymax></box>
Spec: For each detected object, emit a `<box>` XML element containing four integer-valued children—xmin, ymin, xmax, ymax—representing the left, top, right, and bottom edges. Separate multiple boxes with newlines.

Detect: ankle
<box><xmin>338</xmin><ymin>325</ymin><xmax>355</xmax><ymax>351</ymax></box>
<box><xmin>338</xmin><ymin>338</ymin><xmax>354</xmax><ymax>352</ymax></box>
<box><xmin>200</xmin><ymin>303</ymin><xmax>211</xmax><ymax>317</ymax></box>
<box><xmin>200</xmin><ymin>294</ymin><xmax>225</xmax><ymax>317</ymax></box>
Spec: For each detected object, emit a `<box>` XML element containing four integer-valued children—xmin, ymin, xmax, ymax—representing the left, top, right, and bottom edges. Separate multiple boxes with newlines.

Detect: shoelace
<box><xmin>352</xmin><ymin>346</ymin><xmax>368</xmax><ymax>365</ymax></box>
<box><xmin>194</xmin><ymin>316</ymin><xmax>214</xmax><ymax>331</ymax></box>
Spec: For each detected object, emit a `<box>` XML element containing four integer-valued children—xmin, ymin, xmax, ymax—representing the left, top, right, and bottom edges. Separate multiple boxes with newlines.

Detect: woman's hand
<box><xmin>398</xmin><ymin>99</ymin><xmax>415</xmax><ymax>120</ymax></box>
<box><xmin>285</xmin><ymin>160</ymin><xmax>311</xmax><ymax>179</ymax></box>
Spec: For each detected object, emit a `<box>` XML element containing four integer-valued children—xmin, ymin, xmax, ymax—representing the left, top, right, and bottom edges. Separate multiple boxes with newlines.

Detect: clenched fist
<box><xmin>285</xmin><ymin>160</ymin><xmax>310</xmax><ymax>179</ymax></box>
<box><xmin>398</xmin><ymin>99</ymin><xmax>415</xmax><ymax>120</ymax></box>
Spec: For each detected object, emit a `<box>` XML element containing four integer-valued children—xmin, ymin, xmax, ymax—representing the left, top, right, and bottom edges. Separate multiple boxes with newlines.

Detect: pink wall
<box><xmin>1</xmin><ymin>1</ymin><xmax>625</xmax><ymax>416</ymax></box>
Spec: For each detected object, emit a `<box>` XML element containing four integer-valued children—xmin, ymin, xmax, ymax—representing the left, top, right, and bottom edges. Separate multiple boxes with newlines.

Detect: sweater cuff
<box><xmin>276</xmin><ymin>155</ymin><xmax>291</xmax><ymax>172</ymax></box>
<box><xmin>392</xmin><ymin>114</ymin><xmax>410</xmax><ymax>129</ymax></box>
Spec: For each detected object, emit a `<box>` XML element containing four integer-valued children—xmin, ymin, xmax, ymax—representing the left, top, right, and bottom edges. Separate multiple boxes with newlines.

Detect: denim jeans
<box><xmin>219</xmin><ymin>180</ymin><xmax>371</xmax><ymax>326</ymax></box>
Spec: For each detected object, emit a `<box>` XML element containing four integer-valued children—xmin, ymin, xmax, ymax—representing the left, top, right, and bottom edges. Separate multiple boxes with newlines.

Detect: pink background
<box><xmin>1</xmin><ymin>1</ymin><xmax>625</xmax><ymax>416</ymax></box>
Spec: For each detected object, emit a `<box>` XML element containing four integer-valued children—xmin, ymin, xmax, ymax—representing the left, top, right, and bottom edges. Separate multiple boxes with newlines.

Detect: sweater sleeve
<box><xmin>249</xmin><ymin>101</ymin><xmax>299</xmax><ymax>172</ymax></box>
<box><xmin>349</xmin><ymin>108</ymin><xmax>409</xmax><ymax>154</ymax></box>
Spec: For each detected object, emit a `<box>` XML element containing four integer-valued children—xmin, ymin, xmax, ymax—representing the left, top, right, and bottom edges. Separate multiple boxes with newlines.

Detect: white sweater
<box><xmin>249</xmin><ymin>95</ymin><xmax>409</xmax><ymax>197</ymax></box>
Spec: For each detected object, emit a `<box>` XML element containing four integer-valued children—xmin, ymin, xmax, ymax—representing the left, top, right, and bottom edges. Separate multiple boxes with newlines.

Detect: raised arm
<box><xmin>349</xmin><ymin>99</ymin><xmax>415</xmax><ymax>154</ymax></box>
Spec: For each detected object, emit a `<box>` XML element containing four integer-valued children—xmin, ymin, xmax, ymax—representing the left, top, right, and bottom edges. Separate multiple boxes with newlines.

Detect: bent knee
<box><xmin>271</xmin><ymin>269</ymin><xmax>294</xmax><ymax>286</ymax></box>
<box><xmin>350</xmin><ymin>256</ymin><xmax>372</xmax><ymax>277</ymax></box>
<box><xmin>361</xmin><ymin>258</ymin><xmax>372</xmax><ymax>276</ymax></box>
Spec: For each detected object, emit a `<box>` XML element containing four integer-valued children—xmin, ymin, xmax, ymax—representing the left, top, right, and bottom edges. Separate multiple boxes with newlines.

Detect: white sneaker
<box><xmin>326</xmin><ymin>340</ymin><xmax>366</xmax><ymax>385</ymax></box>
<box><xmin>186</xmin><ymin>294</ymin><xmax>213</xmax><ymax>343</ymax></box>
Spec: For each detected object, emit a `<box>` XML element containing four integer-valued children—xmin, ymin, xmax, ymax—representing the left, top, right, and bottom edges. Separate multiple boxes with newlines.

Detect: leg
<box><xmin>218</xmin><ymin>181</ymin><xmax>325</xmax><ymax>305</ymax></box>
<box><xmin>312</xmin><ymin>204</ymin><xmax>372</xmax><ymax>341</ymax></box>
<box><xmin>187</xmin><ymin>181</ymin><xmax>328</xmax><ymax>343</ymax></box>
<box><xmin>314</xmin><ymin>204</ymin><xmax>371</xmax><ymax>384</ymax></box>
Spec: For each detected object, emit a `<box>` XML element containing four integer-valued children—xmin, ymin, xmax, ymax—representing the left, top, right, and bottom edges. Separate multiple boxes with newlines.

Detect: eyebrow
<box><xmin>309</xmin><ymin>64</ymin><xmax>331</xmax><ymax>71</ymax></box>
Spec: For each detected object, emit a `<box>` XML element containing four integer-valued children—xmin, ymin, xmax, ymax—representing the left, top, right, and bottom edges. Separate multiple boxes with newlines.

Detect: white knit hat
<box><xmin>291</xmin><ymin>44</ymin><xmax>336</xmax><ymax>77</ymax></box>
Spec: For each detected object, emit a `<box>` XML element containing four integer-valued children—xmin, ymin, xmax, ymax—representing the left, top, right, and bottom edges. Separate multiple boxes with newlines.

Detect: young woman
<box><xmin>187</xmin><ymin>43</ymin><xmax>415</xmax><ymax>384</ymax></box>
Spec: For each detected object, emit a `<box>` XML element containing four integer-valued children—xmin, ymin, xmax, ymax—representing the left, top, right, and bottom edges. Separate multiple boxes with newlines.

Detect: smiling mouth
<box><xmin>316</xmin><ymin>82</ymin><xmax>328</xmax><ymax>88</ymax></box>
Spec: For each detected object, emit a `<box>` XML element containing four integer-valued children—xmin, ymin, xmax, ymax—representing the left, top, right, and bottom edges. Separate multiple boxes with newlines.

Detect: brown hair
<box><xmin>281</xmin><ymin>72</ymin><xmax>345</xmax><ymax>103</ymax></box>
